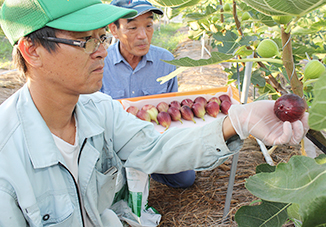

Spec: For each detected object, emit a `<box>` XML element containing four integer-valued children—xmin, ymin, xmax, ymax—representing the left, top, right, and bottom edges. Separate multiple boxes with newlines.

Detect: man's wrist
<box><xmin>222</xmin><ymin>116</ymin><xmax>237</xmax><ymax>141</ymax></box>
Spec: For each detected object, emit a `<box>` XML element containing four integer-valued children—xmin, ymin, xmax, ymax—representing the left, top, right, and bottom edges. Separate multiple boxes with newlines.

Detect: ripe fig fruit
<box><xmin>194</xmin><ymin>96</ymin><xmax>207</xmax><ymax>107</ymax></box>
<box><xmin>208</xmin><ymin>97</ymin><xmax>220</xmax><ymax>104</ymax></box>
<box><xmin>170</xmin><ymin>100</ymin><xmax>181</xmax><ymax>110</ymax></box>
<box><xmin>274</xmin><ymin>94</ymin><xmax>306</xmax><ymax>122</ymax></box>
<box><xmin>181</xmin><ymin>98</ymin><xmax>194</xmax><ymax>108</ymax></box>
<box><xmin>218</xmin><ymin>94</ymin><xmax>231</xmax><ymax>103</ymax></box>
<box><xmin>167</xmin><ymin>107</ymin><xmax>183</xmax><ymax>124</ymax></box>
<box><xmin>220</xmin><ymin>100</ymin><xmax>232</xmax><ymax>115</ymax></box>
<box><xmin>206</xmin><ymin>101</ymin><xmax>220</xmax><ymax>117</ymax></box>
<box><xmin>156</xmin><ymin>102</ymin><xmax>169</xmax><ymax>113</ymax></box>
<box><xmin>303</xmin><ymin>60</ymin><xmax>326</xmax><ymax>81</ymax></box>
<box><xmin>157</xmin><ymin>112</ymin><xmax>172</xmax><ymax>131</ymax></box>
<box><xmin>126</xmin><ymin>106</ymin><xmax>139</xmax><ymax>116</ymax></box>
<box><xmin>192</xmin><ymin>103</ymin><xmax>206</xmax><ymax>121</ymax></box>
<box><xmin>256</xmin><ymin>39</ymin><xmax>279</xmax><ymax>58</ymax></box>
<box><xmin>272</xmin><ymin>15</ymin><xmax>293</xmax><ymax>25</ymax></box>
<box><xmin>136</xmin><ymin>110</ymin><xmax>151</xmax><ymax>122</ymax></box>
<box><xmin>180</xmin><ymin>105</ymin><xmax>196</xmax><ymax>123</ymax></box>
<box><xmin>142</xmin><ymin>104</ymin><xmax>159</xmax><ymax>124</ymax></box>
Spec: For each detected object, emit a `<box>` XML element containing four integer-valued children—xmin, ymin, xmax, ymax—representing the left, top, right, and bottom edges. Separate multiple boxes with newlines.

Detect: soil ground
<box><xmin>0</xmin><ymin>31</ymin><xmax>321</xmax><ymax>227</ymax></box>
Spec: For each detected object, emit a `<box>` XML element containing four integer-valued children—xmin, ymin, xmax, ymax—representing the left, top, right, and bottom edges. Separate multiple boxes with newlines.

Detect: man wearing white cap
<box><xmin>0</xmin><ymin>0</ymin><xmax>309</xmax><ymax>226</ymax></box>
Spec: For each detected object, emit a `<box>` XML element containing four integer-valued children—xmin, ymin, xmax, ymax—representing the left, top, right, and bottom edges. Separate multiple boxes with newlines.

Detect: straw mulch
<box><xmin>148</xmin><ymin>136</ymin><xmax>302</xmax><ymax>227</ymax></box>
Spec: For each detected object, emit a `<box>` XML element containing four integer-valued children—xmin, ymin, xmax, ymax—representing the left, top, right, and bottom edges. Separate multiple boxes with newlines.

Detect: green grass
<box><xmin>0</xmin><ymin>36</ymin><xmax>13</xmax><ymax>69</ymax></box>
<box><xmin>151</xmin><ymin>22</ymin><xmax>188</xmax><ymax>54</ymax></box>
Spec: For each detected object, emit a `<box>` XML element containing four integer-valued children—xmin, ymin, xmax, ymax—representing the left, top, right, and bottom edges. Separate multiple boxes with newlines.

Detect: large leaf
<box><xmin>235</xmin><ymin>200</ymin><xmax>290</xmax><ymax>227</ymax></box>
<box><xmin>163</xmin><ymin>52</ymin><xmax>234</xmax><ymax>67</ymax></box>
<box><xmin>241</xmin><ymin>0</ymin><xmax>326</xmax><ymax>17</ymax></box>
<box><xmin>245</xmin><ymin>155</ymin><xmax>326</xmax><ymax>226</ymax></box>
<box><xmin>212</xmin><ymin>31</ymin><xmax>257</xmax><ymax>54</ymax></box>
<box><xmin>149</xmin><ymin>0</ymin><xmax>199</xmax><ymax>7</ymax></box>
<box><xmin>308</xmin><ymin>72</ymin><xmax>326</xmax><ymax>131</ymax></box>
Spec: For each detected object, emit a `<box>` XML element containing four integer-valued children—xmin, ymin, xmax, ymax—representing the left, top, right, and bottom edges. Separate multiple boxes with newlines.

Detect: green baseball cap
<box><xmin>0</xmin><ymin>0</ymin><xmax>137</xmax><ymax>45</ymax></box>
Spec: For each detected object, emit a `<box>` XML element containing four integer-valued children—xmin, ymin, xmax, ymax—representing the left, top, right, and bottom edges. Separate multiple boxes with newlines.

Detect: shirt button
<box><xmin>43</xmin><ymin>214</ymin><xmax>50</xmax><ymax>221</ymax></box>
<box><xmin>132</xmin><ymin>91</ymin><xmax>135</xmax><ymax>94</ymax></box>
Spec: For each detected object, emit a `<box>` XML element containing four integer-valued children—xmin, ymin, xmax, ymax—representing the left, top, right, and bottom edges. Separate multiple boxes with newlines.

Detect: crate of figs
<box><xmin>119</xmin><ymin>86</ymin><xmax>240</xmax><ymax>133</ymax></box>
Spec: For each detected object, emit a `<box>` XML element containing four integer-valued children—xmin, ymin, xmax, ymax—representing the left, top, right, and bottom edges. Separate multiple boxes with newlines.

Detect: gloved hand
<box><xmin>228</xmin><ymin>100</ymin><xmax>309</xmax><ymax>146</ymax></box>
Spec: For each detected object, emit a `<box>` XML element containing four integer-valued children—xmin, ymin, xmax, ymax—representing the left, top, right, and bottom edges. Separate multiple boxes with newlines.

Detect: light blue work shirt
<box><xmin>0</xmin><ymin>84</ymin><xmax>242</xmax><ymax>226</ymax></box>
<box><xmin>100</xmin><ymin>42</ymin><xmax>178</xmax><ymax>99</ymax></box>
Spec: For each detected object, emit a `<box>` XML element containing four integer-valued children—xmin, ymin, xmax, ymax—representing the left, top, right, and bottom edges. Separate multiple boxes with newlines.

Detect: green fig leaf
<box><xmin>255</xmin><ymin>163</ymin><xmax>276</xmax><ymax>174</ymax></box>
<box><xmin>212</xmin><ymin>31</ymin><xmax>257</xmax><ymax>54</ymax></box>
<box><xmin>235</xmin><ymin>200</ymin><xmax>289</xmax><ymax>227</ymax></box>
<box><xmin>241</xmin><ymin>0</ymin><xmax>326</xmax><ymax>17</ymax></box>
<box><xmin>308</xmin><ymin>72</ymin><xmax>326</xmax><ymax>131</ymax></box>
<box><xmin>162</xmin><ymin>51</ymin><xmax>234</xmax><ymax>67</ymax></box>
<box><xmin>149</xmin><ymin>0</ymin><xmax>196</xmax><ymax>7</ymax></box>
<box><xmin>245</xmin><ymin>155</ymin><xmax>326</xmax><ymax>226</ymax></box>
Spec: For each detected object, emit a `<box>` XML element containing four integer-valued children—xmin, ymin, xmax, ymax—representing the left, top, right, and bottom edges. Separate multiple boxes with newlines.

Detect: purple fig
<box><xmin>180</xmin><ymin>105</ymin><xmax>196</xmax><ymax>123</ymax></box>
<box><xmin>218</xmin><ymin>94</ymin><xmax>231</xmax><ymax>103</ymax></box>
<box><xmin>191</xmin><ymin>103</ymin><xmax>206</xmax><ymax>121</ymax></box>
<box><xmin>167</xmin><ymin>107</ymin><xmax>183</xmax><ymax>124</ymax></box>
<box><xmin>126</xmin><ymin>106</ymin><xmax>139</xmax><ymax>116</ymax></box>
<box><xmin>157</xmin><ymin>112</ymin><xmax>172</xmax><ymax>131</ymax></box>
<box><xmin>206</xmin><ymin>101</ymin><xmax>220</xmax><ymax>117</ymax></box>
<box><xmin>194</xmin><ymin>96</ymin><xmax>207</xmax><ymax>107</ymax></box>
<box><xmin>181</xmin><ymin>98</ymin><xmax>194</xmax><ymax>108</ymax></box>
<box><xmin>208</xmin><ymin>97</ymin><xmax>221</xmax><ymax>105</ymax></box>
<box><xmin>274</xmin><ymin>93</ymin><xmax>306</xmax><ymax>122</ymax></box>
<box><xmin>220</xmin><ymin>100</ymin><xmax>232</xmax><ymax>115</ymax></box>
<box><xmin>142</xmin><ymin>104</ymin><xmax>159</xmax><ymax>124</ymax></box>
<box><xmin>156</xmin><ymin>102</ymin><xmax>169</xmax><ymax>113</ymax></box>
<box><xmin>170</xmin><ymin>100</ymin><xmax>181</xmax><ymax>110</ymax></box>
<box><xmin>136</xmin><ymin>110</ymin><xmax>151</xmax><ymax>122</ymax></box>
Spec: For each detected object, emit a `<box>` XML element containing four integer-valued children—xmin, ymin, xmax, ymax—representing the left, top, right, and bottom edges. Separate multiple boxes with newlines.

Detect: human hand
<box><xmin>228</xmin><ymin>100</ymin><xmax>309</xmax><ymax>146</ymax></box>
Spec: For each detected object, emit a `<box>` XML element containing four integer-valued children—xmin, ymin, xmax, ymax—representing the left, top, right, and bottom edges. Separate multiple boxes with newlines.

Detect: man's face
<box><xmin>35</xmin><ymin>27</ymin><xmax>108</xmax><ymax>95</ymax></box>
<box><xmin>111</xmin><ymin>12</ymin><xmax>154</xmax><ymax>59</ymax></box>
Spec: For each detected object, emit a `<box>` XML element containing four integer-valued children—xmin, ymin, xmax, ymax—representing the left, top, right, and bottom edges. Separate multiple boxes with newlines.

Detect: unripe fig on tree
<box><xmin>241</xmin><ymin>12</ymin><xmax>251</xmax><ymax>21</ymax></box>
<box><xmin>303</xmin><ymin>60</ymin><xmax>326</xmax><ymax>80</ymax></box>
<box><xmin>223</xmin><ymin>3</ymin><xmax>231</xmax><ymax>11</ymax></box>
<box><xmin>256</xmin><ymin>39</ymin><xmax>279</xmax><ymax>58</ymax></box>
<box><xmin>272</xmin><ymin>15</ymin><xmax>293</xmax><ymax>25</ymax></box>
<box><xmin>274</xmin><ymin>94</ymin><xmax>306</xmax><ymax>122</ymax></box>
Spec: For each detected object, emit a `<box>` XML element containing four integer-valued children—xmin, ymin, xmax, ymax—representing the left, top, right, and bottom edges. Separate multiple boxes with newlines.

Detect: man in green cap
<box><xmin>0</xmin><ymin>0</ymin><xmax>309</xmax><ymax>226</ymax></box>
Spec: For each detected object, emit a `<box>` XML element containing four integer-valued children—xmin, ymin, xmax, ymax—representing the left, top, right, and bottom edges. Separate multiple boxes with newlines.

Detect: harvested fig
<box><xmin>194</xmin><ymin>96</ymin><xmax>207</xmax><ymax>107</ymax></box>
<box><xmin>206</xmin><ymin>101</ymin><xmax>220</xmax><ymax>117</ymax></box>
<box><xmin>274</xmin><ymin>94</ymin><xmax>306</xmax><ymax>122</ymax></box>
<box><xmin>157</xmin><ymin>112</ymin><xmax>171</xmax><ymax>130</ymax></box>
<box><xmin>156</xmin><ymin>102</ymin><xmax>169</xmax><ymax>112</ymax></box>
<box><xmin>142</xmin><ymin>104</ymin><xmax>159</xmax><ymax>124</ymax></box>
<box><xmin>126</xmin><ymin>106</ymin><xmax>139</xmax><ymax>116</ymax></box>
<box><xmin>218</xmin><ymin>94</ymin><xmax>231</xmax><ymax>103</ymax></box>
<box><xmin>136</xmin><ymin>110</ymin><xmax>151</xmax><ymax>122</ymax></box>
<box><xmin>220</xmin><ymin>100</ymin><xmax>232</xmax><ymax>115</ymax></box>
<box><xmin>167</xmin><ymin>107</ymin><xmax>183</xmax><ymax>124</ymax></box>
<box><xmin>192</xmin><ymin>103</ymin><xmax>206</xmax><ymax>121</ymax></box>
<box><xmin>208</xmin><ymin>97</ymin><xmax>220</xmax><ymax>104</ymax></box>
<box><xmin>181</xmin><ymin>98</ymin><xmax>194</xmax><ymax>108</ymax></box>
<box><xmin>170</xmin><ymin>100</ymin><xmax>181</xmax><ymax>110</ymax></box>
<box><xmin>180</xmin><ymin>105</ymin><xmax>196</xmax><ymax>123</ymax></box>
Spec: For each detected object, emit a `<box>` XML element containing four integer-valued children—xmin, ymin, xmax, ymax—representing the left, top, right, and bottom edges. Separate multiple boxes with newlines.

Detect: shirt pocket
<box><xmin>23</xmin><ymin>193</ymin><xmax>75</xmax><ymax>226</ymax></box>
<box><xmin>141</xmin><ymin>84</ymin><xmax>168</xmax><ymax>96</ymax></box>
<box><xmin>96</xmin><ymin>166</ymin><xmax>118</xmax><ymax>214</ymax></box>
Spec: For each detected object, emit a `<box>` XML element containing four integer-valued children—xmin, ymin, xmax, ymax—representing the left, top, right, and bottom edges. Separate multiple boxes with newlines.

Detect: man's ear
<box><xmin>17</xmin><ymin>38</ymin><xmax>42</xmax><ymax>67</ymax></box>
<box><xmin>108</xmin><ymin>23</ymin><xmax>119</xmax><ymax>39</ymax></box>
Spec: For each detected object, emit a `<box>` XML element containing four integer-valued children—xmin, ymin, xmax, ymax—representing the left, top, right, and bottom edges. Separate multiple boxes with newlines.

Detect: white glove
<box><xmin>228</xmin><ymin>100</ymin><xmax>309</xmax><ymax>146</ymax></box>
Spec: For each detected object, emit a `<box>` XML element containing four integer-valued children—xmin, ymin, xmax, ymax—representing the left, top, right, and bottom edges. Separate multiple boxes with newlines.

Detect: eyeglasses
<box><xmin>41</xmin><ymin>36</ymin><xmax>110</xmax><ymax>54</ymax></box>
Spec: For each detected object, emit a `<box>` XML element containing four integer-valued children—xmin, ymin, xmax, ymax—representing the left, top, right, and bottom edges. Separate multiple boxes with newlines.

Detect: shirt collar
<box><xmin>17</xmin><ymin>85</ymin><xmax>104</xmax><ymax>169</ymax></box>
